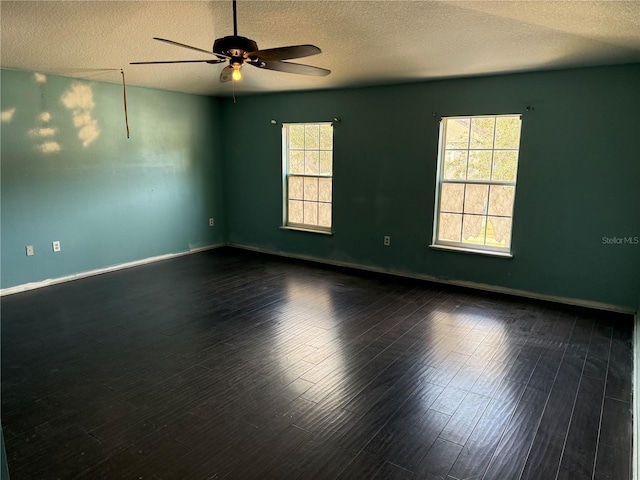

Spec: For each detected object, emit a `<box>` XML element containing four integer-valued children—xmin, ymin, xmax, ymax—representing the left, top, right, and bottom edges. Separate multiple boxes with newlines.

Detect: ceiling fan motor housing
<box><xmin>214</xmin><ymin>36</ymin><xmax>258</xmax><ymax>59</ymax></box>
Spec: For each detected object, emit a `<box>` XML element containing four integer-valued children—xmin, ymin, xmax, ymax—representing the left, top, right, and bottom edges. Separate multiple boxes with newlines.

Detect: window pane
<box><xmin>303</xmin><ymin>177</ymin><xmax>318</xmax><ymax>201</ymax></box>
<box><xmin>304</xmin><ymin>201</ymin><xmax>318</xmax><ymax>225</ymax></box>
<box><xmin>288</xmin><ymin>200</ymin><xmax>303</xmax><ymax>224</ymax></box>
<box><xmin>305</xmin><ymin>124</ymin><xmax>320</xmax><ymax>149</ymax></box>
<box><xmin>462</xmin><ymin>214</ymin><xmax>486</xmax><ymax>243</ymax></box>
<box><xmin>435</xmin><ymin>115</ymin><xmax>520</xmax><ymax>252</ymax></box>
<box><xmin>488</xmin><ymin>185</ymin><xmax>515</xmax><ymax>217</ymax></box>
<box><xmin>320</xmin><ymin>125</ymin><xmax>333</xmax><ymax>150</ymax></box>
<box><xmin>440</xmin><ymin>183</ymin><xmax>464</xmax><ymax>213</ymax></box>
<box><xmin>491</xmin><ymin>151</ymin><xmax>518</xmax><ymax>182</ymax></box>
<box><xmin>318</xmin><ymin>203</ymin><xmax>331</xmax><ymax>227</ymax></box>
<box><xmin>463</xmin><ymin>184</ymin><xmax>489</xmax><ymax>214</ymax></box>
<box><xmin>289</xmin><ymin>150</ymin><xmax>304</xmax><ymax>174</ymax></box>
<box><xmin>443</xmin><ymin>151</ymin><xmax>468</xmax><ymax>180</ymax></box>
<box><xmin>289</xmin><ymin>125</ymin><xmax>305</xmax><ymax>149</ymax></box>
<box><xmin>495</xmin><ymin>116</ymin><xmax>521</xmax><ymax>149</ymax></box>
<box><xmin>284</xmin><ymin>123</ymin><xmax>333</xmax><ymax>233</ymax></box>
<box><xmin>445</xmin><ymin>118</ymin><xmax>470</xmax><ymax>150</ymax></box>
<box><xmin>288</xmin><ymin>176</ymin><xmax>303</xmax><ymax>200</ymax></box>
<box><xmin>470</xmin><ymin>117</ymin><xmax>495</xmax><ymax>149</ymax></box>
<box><xmin>438</xmin><ymin>213</ymin><xmax>462</xmax><ymax>242</ymax></box>
<box><xmin>319</xmin><ymin>151</ymin><xmax>332</xmax><ymax>176</ymax></box>
<box><xmin>318</xmin><ymin>177</ymin><xmax>332</xmax><ymax>203</ymax></box>
<box><xmin>487</xmin><ymin>216</ymin><xmax>512</xmax><ymax>247</ymax></box>
<box><xmin>305</xmin><ymin>151</ymin><xmax>319</xmax><ymax>175</ymax></box>
<box><xmin>467</xmin><ymin>150</ymin><xmax>492</xmax><ymax>181</ymax></box>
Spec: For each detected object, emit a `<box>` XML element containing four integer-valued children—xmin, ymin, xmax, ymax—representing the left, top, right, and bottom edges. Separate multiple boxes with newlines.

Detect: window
<box><xmin>432</xmin><ymin>115</ymin><xmax>522</xmax><ymax>255</ymax></box>
<box><xmin>282</xmin><ymin>123</ymin><xmax>333</xmax><ymax>233</ymax></box>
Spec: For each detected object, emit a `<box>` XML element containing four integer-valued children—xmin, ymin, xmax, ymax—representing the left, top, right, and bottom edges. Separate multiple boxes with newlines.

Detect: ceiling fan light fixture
<box><xmin>232</xmin><ymin>64</ymin><xmax>242</xmax><ymax>81</ymax></box>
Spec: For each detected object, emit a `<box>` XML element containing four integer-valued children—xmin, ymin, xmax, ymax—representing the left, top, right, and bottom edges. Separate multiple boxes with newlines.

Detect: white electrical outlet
<box><xmin>384</xmin><ymin>236</ymin><xmax>391</xmax><ymax>246</ymax></box>
<box><xmin>52</xmin><ymin>241</ymin><xmax>61</xmax><ymax>252</ymax></box>
<box><xmin>209</xmin><ymin>218</ymin><xmax>214</xmax><ymax>227</ymax></box>
<box><xmin>26</xmin><ymin>245</ymin><xmax>34</xmax><ymax>256</ymax></box>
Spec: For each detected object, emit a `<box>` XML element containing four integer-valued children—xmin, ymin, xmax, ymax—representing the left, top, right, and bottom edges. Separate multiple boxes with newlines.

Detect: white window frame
<box><xmin>431</xmin><ymin>114</ymin><xmax>522</xmax><ymax>256</ymax></box>
<box><xmin>281</xmin><ymin>122</ymin><xmax>333</xmax><ymax>234</ymax></box>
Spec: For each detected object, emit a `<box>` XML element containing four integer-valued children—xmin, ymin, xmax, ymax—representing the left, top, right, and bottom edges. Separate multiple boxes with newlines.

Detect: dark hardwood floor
<box><xmin>1</xmin><ymin>247</ymin><xmax>633</xmax><ymax>480</ymax></box>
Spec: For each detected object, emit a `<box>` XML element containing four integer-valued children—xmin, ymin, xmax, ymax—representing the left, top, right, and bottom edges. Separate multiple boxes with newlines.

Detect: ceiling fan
<box><xmin>131</xmin><ymin>0</ymin><xmax>330</xmax><ymax>82</ymax></box>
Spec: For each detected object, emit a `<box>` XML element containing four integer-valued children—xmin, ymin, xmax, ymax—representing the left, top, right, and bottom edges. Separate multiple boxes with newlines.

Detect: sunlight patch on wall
<box><xmin>29</xmin><ymin>128</ymin><xmax>58</xmax><ymax>137</ymax></box>
<box><xmin>61</xmin><ymin>83</ymin><xmax>99</xmax><ymax>147</ymax></box>
<box><xmin>36</xmin><ymin>142</ymin><xmax>62</xmax><ymax>154</ymax></box>
<box><xmin>1</xmin><ymin>108</ymin><xmax>16</xmax><ymax>122</ymax></box>
<box><xmin>31</xmin><ymin>110</ymin><xmax>60</xmax><ymax>154</ymax></box>
<box><xmin>34</xmin><ymin>73</ymin><xmax>47</xmax><ymax>83</ymax></box>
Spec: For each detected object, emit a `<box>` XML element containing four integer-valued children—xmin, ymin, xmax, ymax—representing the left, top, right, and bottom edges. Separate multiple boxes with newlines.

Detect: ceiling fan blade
<box><xmin>220</xmin><ymin>65</ymin><xmax>233</xmax><ymax>83</ymax></box>
<box><xmin>153</xmin><ymin>37</ymin><xmax>224</xmax><ymax>57</ymax></box>
<box><xmin>130</xmin><ymin>59</ymin><xmax>226</xmax><ymax>65</ymax></box>
<box><xmin>249</xmin><ymin>60</ymin><xmax>330</xmax><ymax>77</ymax></box>
<box><xmin>248</xmin><ymin>45</ymin><xmax>321</xmax><ymax>61</ymax></box>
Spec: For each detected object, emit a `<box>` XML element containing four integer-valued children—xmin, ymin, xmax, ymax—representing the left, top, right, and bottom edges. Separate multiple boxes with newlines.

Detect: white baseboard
<box><xmin>229</xmin><ymin>242</ymin><xmax>635</xmax><ymax>315</ymax></box>
<box><xmin>4</xmin><ymin>240</ymin><xmax>634</xmax><ymax>316</ymax></box>
<box><xmin>0</xmin><ymin>244</ymin><xmax>224</xmax><ymax>297</ymax></box>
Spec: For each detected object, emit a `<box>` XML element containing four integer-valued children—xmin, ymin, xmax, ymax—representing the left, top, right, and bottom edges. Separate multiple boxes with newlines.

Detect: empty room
<box><xmin>1</xmin><ymin>1</ymin><xmax>639</xmax><ymax>479</ymax></box>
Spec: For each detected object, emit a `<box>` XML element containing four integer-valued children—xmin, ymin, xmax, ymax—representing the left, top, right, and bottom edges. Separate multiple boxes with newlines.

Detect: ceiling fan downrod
<box><xmin>232</xmin><ymin>0</ymin><xmax>238</xmax><ymax>37</ymax></box>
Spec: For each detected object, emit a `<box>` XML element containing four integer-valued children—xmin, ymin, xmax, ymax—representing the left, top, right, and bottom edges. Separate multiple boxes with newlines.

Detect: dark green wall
<box><xmin>3</xmin><ymin>65</ymin><xmax>638</xmax><ymax>311</ymax></box>
<box><xmin>222</xmin><ymin>64</ymin><xmax>640</xmax><ymax>311</ymax></box>
<box><xmin>1</xmin><ymin>69</ymin><xmax>225</xmax><ymax>289</ymax></box>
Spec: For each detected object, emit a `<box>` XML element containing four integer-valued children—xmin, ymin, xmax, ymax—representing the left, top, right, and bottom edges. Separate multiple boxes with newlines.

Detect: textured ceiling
<box><xmin>2</xmin><ymin>1</ymin><xmax>640</xmax><ymax>96</ymax></box>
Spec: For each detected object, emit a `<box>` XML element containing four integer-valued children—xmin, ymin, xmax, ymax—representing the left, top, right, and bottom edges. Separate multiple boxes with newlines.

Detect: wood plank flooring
<box><xmin>1</xmin><ymin>247</ymin><xmax>633</xmax><ymax>479</ymax></box>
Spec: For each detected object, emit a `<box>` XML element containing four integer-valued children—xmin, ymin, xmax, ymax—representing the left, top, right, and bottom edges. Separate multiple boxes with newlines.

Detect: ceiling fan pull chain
<box><xmin>232</xmin><ymin>76</ymin><xmax>237</xmax><ymax>104</ymax></box>
<box><xmin>121</xmin><ymin>69</ymin><xmax>130</xmax><ymax>139</ymax></box>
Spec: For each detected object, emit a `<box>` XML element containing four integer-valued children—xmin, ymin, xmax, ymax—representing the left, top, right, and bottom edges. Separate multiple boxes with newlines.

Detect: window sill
<box><xmin>429</xmin><ymin>244</ymin><xmax>513</xmax><ymax>258</ymax></box>
<box><xmin>280</xmin><ymin>226</ymin><xmax>333</xmax><ymax>236</ymax></box>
